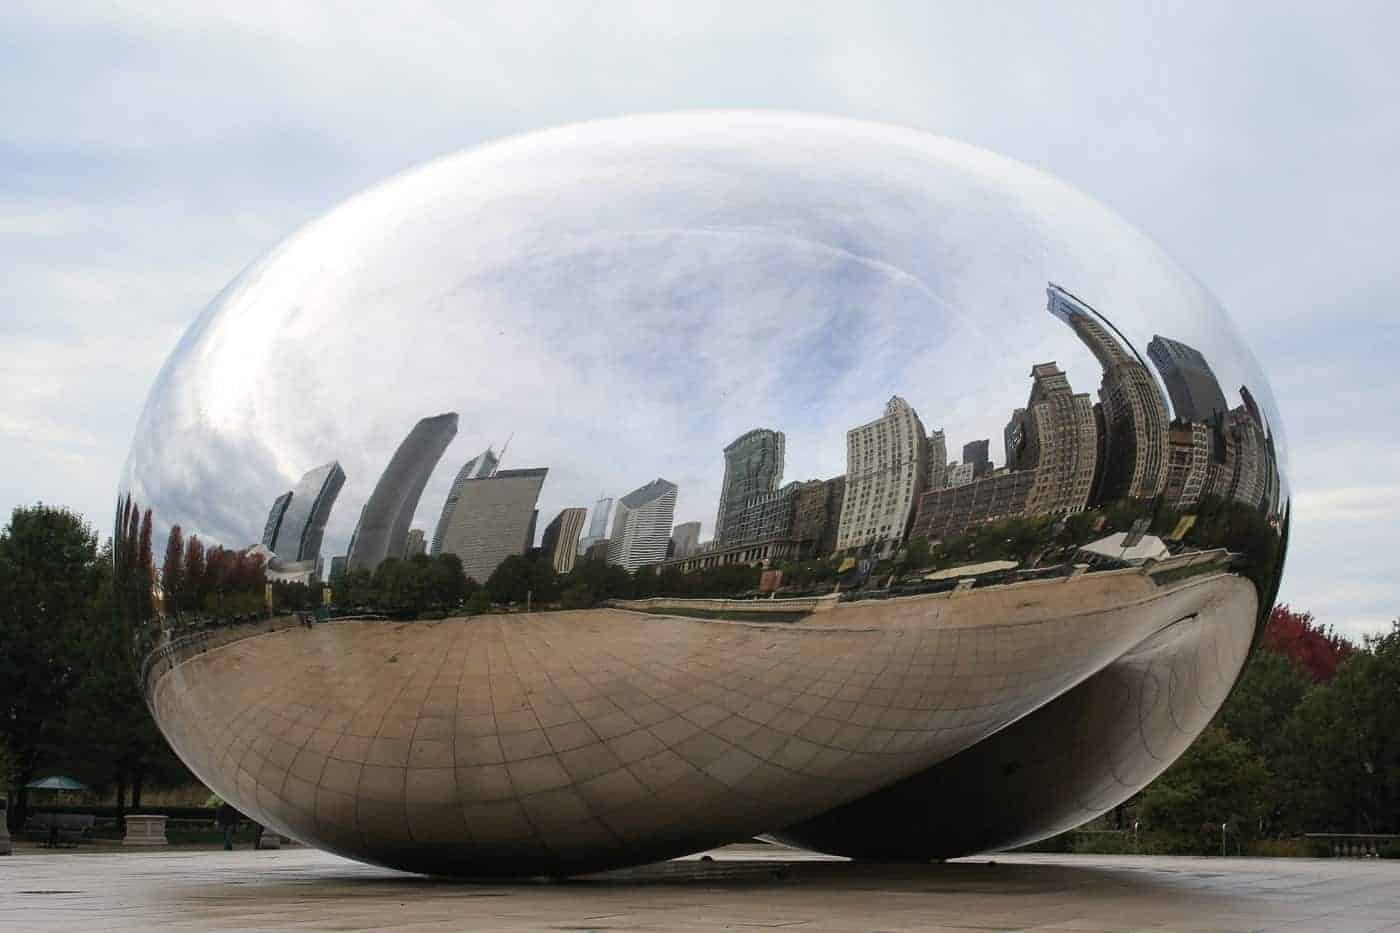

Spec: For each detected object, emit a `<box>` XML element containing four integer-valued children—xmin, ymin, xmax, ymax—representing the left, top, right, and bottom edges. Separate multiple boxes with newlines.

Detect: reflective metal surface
<box><xmin>118</xmin><ymin>112</ymin><xmax>1287</xmax><ymax>876</ymax></box>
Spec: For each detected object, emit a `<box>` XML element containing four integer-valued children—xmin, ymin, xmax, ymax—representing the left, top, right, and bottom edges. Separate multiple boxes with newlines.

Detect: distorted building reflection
<box><xmin>608</xmin><ymin>478</ymin><xmax>678</xmax><ymax>571</ymax></box>
<box><xmin>714</xmin><ymin>429</ymin><xmax>784</xmax><ymax>547</ymax></box>
<box><xmin>438</xmin><ymin>467</ymin><xmax>548</xmax><ymax>583</ymax></box>
<box><xmin>576</xmin><ymin>495</ymin><xmax>613</xmax><ymax>558</ymax></box>
<box><xmin>1049</xmin><ymin>283</ymin><xmax>1170</xmax><ymax>502</ymax></box>
<box><xmin>540</xmin><ymin>507</ymin><xmax>587</xmax><ymax>574</ymax></box>
<box><xmin>834</xmin><ymin>396</ymin><xmax>926</xmax><ymax>558</ymax></box>
<box><xmin>346</xmin><ymin>413</ymin><xmax>458</xmax><ymax>572</ymax></box>
<box><xmin>429</xmin><ymin>447</ymin><xmax>499</xmax><ymax>556</ymax></box>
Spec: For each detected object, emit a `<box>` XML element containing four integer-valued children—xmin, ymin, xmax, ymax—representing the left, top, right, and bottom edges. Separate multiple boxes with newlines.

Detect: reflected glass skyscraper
<box><xmin>577</xmin><ymin>495</ymin><xmax>614</xmax><ymax>557</ymax></box>
<box><xmin>347</xmin><ymin>413</ymin><xmax>458</xmax><ymax>572</ymax></box>
<box><xmin>261</xmin><ymin>491</ymin><xmax>292</xmax><ymax>551</ymax></box>
<box><xmin>270</xmin><ymin>461</ymin><xmax>345</xmax><ymax>563</ymax></box>
<box><xmin>1148</xmin><ymin>335</ymin><xmax>1229</xmax><ymax>423</ymax></box>
<box><xmin>714</xmin><ymin>429</ymin><xmax>784</xmax><ymax>546</ymax></box>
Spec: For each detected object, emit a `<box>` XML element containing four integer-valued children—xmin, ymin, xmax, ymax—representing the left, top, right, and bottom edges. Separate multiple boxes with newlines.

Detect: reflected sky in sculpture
<box><xmin>119</xmin><ymin>112</ymin><xmax>1284</xmax><ymax>557</ymax></box>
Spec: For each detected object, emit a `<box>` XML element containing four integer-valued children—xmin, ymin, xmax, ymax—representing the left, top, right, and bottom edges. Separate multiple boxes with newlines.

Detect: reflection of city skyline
<box><xmin>174</xmin><ymin>282</ymin><xmax>1282</xmax><ymax>588</ymax></box>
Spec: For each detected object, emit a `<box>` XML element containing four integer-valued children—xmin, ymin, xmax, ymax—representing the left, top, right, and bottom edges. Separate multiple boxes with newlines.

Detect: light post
<box><xmin>1221</xmin><ymin>822</ymin><xmax>1228</xmax><ymax>857</ymax></box>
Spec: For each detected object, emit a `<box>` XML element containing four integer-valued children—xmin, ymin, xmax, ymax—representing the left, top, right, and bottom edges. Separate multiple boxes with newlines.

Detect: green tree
<box><xmin>0</xmin><ymin>504</ymin><xmax>100</xmax><ymax>829</ymax></box>
<box><xmin>1140</xmin><ymin>725</ymin><xmax>1271</xmax><ymax>853</ymax></box>
<box><xmin>485</xmin><ymin>554</ymin><xmax>534</xmax><ymax>604</ymax></box>
<box><xmin>528</xmin><ymin>558</ymin><xmax>560</xmax><ymax>604</ymax></box>
<box><xmin>160</xmin><ymin>524</ymin><xmax>184</xmax><ymax>622</ymax></box>
<box><xmin>428</xmin><ymin>553</ymin><xmax>467</xmax><ymax>610</ymax></box>
<box><xmin>1278</xmin><ymin>623</ymin><xmax>1400</xmax><ymax>834</ymax></box>
<box><xmin>1218</xmin><ymin>649</ymin><xmax>1311</xmax><ymax>764</ymax></box>
<box><xmin>55</xmin><ymin>540</ymin><xmax>189</xmax><ymax>811</ymax></box>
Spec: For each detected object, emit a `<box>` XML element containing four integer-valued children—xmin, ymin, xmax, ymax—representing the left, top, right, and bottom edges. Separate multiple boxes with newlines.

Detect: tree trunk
<box><xmin>116</xmin><ymin>780</ymin><xmax>127</xmax><ymax>816</ymax></box>
<box><xmin>132</xmin><ymin>768</ymin><xmax>144</xmax><ymax>810</ymax></box>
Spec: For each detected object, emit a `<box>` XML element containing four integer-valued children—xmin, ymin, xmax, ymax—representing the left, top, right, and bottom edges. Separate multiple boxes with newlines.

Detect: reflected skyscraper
<box><xmin>430</xmin><ymin>448</ymin><xmax>500</xmax><ymax>556</ymax></box>
<box><xmin>1019</xmin><ymin>363</ymin><xmax>1097</xmax><ymax>516</ymax></box>
<box><xmin>261</xmin><ymin>491</ymin><xmax>292</xmax><ymax>551</ymax></box>
<box><xmin>669</xmin><ymin>521</ymin><xmax>701</xmax><ymax>559</ymax></box>
<box><xmin>714</xmin><ymin>429</ymin><xmax>784</xmax><ymax>546</ymax></box>
<box><xmin>792</xmin><ymin>476</ymin><xmax>845</xmax><ymax>558</ymax></box>
<box><xmin>925</xmin><ymin>429</ymin><xmax>948</xmax><ymax>491</ymax></box>
<box><xmin>609</xmin><ymin>479</ymin><xmax>678</xmax><ymax>571</ymax></box>
<box><xmin>541</xmin><ymin>508</ymin><xmax>587</xmax><ymax>574</ymax></box>
<box><xmin>270</xmin><ymin>461</ymin><xmax>345</xmax><ymax>563</ymax></box>
<box><xmin>1165</xmin><ymin>420</ymin><xmax>1211</xmax><ymax>509</ymax></box>
<box><xmin>577</xmin><ymin>495</ymin><xmax>613</xmax><ymax>557</ymax></box>
<box><xmin>1048</xmin><ymin>284</ymin><xmax>1169</xmax><ymax>502</ymax></box>
<box><xmin>962</xmin><ymin>439</ymin><xmax>992</xmax><ymax>479</ymax></box>
<box><xmin>347</xmin><ymin>413</ymin><xmax>458</xmax><ymax>572</ymax></box>
<box><xmin>439</xmin><ymin>468</ymin><xmax>548</xmax><ymax>583</ymax></box>
<box><xmin>1148</xmin><ymin>335</ymin><xmax>1229</xmax><ymax>423</ymax></box>
<box><xmin>836</xmin><ymin>396</ymin><xmax>927</xmax><ymax>556</ymax></box>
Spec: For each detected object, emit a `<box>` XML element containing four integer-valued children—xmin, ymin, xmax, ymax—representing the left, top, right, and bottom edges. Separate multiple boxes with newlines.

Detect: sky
<box><xmin>2</xmin><ymin>2</ymin><xmax>1397</xmax><ymax>639</ymax></box>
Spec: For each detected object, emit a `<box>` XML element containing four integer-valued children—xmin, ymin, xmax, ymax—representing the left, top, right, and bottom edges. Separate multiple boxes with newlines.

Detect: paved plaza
<box><xmin>3</xmin><ymin>843</ymin><xmax>1398</xmax><ymax>931</ymax></box>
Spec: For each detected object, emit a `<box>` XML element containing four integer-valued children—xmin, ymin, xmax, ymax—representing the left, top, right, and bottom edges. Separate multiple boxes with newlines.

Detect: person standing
<box><xmin>216</xmin><ymin>802</ymin><xmax>241</xmax><ymax>850</ymax></box>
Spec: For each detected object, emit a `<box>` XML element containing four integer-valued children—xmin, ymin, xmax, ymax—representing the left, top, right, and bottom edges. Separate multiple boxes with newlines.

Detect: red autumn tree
<box><xmin>1261</xmin><ymin>604</ymin><xmax>1355</xmax><ymax>682</ymax></box>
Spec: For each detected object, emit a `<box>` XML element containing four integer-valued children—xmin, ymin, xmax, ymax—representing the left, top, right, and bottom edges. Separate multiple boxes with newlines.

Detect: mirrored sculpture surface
<box><xmin>119</xmin><ymin>112</ymin><xmax>1287</xmax><ymax>876</ymax></box>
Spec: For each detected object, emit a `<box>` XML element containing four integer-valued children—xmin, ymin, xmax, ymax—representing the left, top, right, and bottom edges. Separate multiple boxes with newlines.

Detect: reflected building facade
<box><xmin>541</xmin><ymin>507</ymin><xmax>587</xmax><ymax>574</ymax></box>
<box><xmin>609</xmin><ymin>478</ymin><xmax>678</xmax><ymax>571</ymax></box>
<box><xmin>1148</xmin><ymin>335</ymin><xmax>1229</xmax><ymax>423</ymax></box>
<box><xmin>669</xmin><ymin>521</ymin><xmax>701</xmax><ymax>559</ymax></box>
<box><xmin>730</xmin><ymin>481</ymin><xmax>801</xmax><ymax>547</ymax></box>
<box><xmin>260</xmin><ymin>491</ymin><xmax>292</xmax><ymax>552</ymax></box>
<box><xmin>1048</xmin><ymin>284</ymin><xmax>1169</xmax><ymax>502</ymax></box>
<box><xmin>792</xmin><ymin>476</ymin><xmax>845</xmax><ymax>559</ymax></box>
<box><xmin>925</xmin><ymin>429</ymin><xmax>948</xmax><ymax>491</ymax></box>
<box><xmin>438</xmin><ymin>467</ymin><xmax>548</xmax><ymax>583</ymax></box>
<box><xmin>835</xmin><ymin>396</ymin><xmax>927</xmax><ymax>557</ymax></box>
<box><xmin>577</xmin><ymin>496</ymin><xmax>613</xmax><ymax>557</ymax></box>
<box><xmin>962</xmin><ymin>439</ymin><xmax>992</xmax><ymax>479</ymax></box>
<box><xmin>911</xmin><ymin>468</ymin><xmax>1035</xmax><ymax>542</ymax></box>
<box><xmin>430</xmin><ymin>448</ymin><xmax>500</xmax><ymax>557</ymax></box>
<box><xmin>714</xmin><ymin>429</ymin><xmax>784</xmax><ymax>546</ymax></box>
<box><xmin>946</xmin><ymin>461</ymin><xmax>975</xmax><ymax>488</ymax></box>
<box><xmin>268</xmin><ymin>461</ymin><xmax>346</xmax><ymax>564</ymax></box>
<box><xmin>347</xmin><ymin>413</ymin><xmax>458</xmax><ymax>572</ymax></box>
<box><xmin>1165</xmin><ymin>420</ymin><xmax>1211</xmax><ymax>509</ymax></box>
<box><xmin>1019</xmin><ymin>363</ymin><xmax>1097</xmax><ymax>516</ymax></box>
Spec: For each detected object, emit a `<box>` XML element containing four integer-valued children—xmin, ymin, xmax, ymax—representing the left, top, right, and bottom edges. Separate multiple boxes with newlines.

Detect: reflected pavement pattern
<box><xmin>117</xmin><ymin>112</ymin><xmax>1287</xmax><ymax>876</ymax></box>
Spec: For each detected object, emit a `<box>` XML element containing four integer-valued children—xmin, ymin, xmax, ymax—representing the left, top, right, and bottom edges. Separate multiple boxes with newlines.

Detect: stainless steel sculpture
<box><xmin>119</xmin><ymin>112</ymin><xmax>1287</xmax><ymax>876</ymax></box>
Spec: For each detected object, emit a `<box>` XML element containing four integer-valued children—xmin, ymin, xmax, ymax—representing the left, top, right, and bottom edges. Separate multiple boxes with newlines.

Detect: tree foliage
<box><xmin>1132</xmin><ymin>611</ymin><xmax>1400</xmax><ymax>849</ymax></box>
<box><xmin>1261</xmin><ymin>604</ymin><xmax>1354</xmax><ymax>682</ymax></box>
<box><xmin>1140</xmin><ymin>726</ymin><xmax>1271</xmax><ymax>853</ymax></box>
<box><xmin>0</xmin><ymin>504</ymin><xmax>101</xmax><ymax>824</ymax></box>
